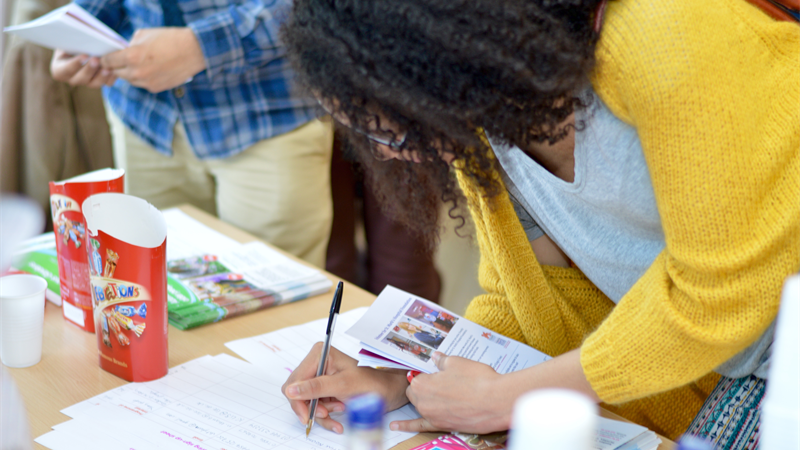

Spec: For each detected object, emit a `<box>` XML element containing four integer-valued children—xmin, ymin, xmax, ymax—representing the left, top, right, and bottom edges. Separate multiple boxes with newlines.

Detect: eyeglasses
<box><xmin>317</xmin><ymin>99</ymin><xmax>406</xmax><ymax>149</ymax></box>
<box><xmin>352</xmin><ymin>126</ymin><xmax>407</xmax><ymax>150</ymax></box>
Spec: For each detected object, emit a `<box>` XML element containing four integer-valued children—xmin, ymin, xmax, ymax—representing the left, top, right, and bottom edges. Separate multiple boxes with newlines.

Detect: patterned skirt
<box><xmin>686</xmin><ymin>375</ymin><xmax>767</xmax><ymax>450</ymax></box>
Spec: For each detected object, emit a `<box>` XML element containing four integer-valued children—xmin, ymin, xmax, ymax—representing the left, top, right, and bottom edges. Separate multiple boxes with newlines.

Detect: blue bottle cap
<box><xmin>346</xmin><ymin>393</ymin><xmax>385</xmax><ymax>429</ymax></box>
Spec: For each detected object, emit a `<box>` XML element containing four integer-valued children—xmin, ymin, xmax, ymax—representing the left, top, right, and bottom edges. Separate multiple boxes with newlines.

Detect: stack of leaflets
<box><xmin>163</xmin><ymin>209</ymin><xmax>332</xmax><ymax>330</ymax></box>
<box><xmin>345</xmin><ymin>285</ymin><xmax>551</xmax><ymax>374</ymax></box>
<box><xmin>8</xmin><ymin>232</ymin><xmax>62</xmax><ymax>305</ymax></box>
<box><xmin>3</xmin><ymin>3</ymin><xmax>127</xmax><ymax>56</ymax></box>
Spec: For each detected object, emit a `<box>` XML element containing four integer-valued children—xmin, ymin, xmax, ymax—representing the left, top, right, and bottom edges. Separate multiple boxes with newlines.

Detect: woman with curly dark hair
<box><xmin>279</xmin><ymin>0</ymin><xmax>799</xmax><ymax>446</ymax></box>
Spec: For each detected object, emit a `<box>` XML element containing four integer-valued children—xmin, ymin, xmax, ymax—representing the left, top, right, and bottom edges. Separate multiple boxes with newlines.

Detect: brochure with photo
<box><xmin>345</xmin><ymin>285</ymin><xmax>551</xmax><ymax>374</ymax></box>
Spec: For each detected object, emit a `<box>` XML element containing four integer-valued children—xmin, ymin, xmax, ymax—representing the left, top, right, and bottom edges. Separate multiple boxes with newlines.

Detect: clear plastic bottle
<box><xmin>346</xmin><ymin>393</ymin><xmax>385</xmax><ymax>450</ymax></box>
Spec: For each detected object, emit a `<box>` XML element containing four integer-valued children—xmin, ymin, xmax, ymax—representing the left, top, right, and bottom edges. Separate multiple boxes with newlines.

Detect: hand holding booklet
<box><xmin>3</xmin><ymin>3</ymin><xmax>127</xmax><ymax>56</ymax></box>
<box><xmin>345</xmin><ymin>285</ymin><xmax>551</xmax><ymax>374</ymax></box>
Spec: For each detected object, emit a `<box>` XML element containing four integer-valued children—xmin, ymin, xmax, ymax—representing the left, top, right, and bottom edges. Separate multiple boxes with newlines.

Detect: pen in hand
<box><xmin>306</xmin><ymin>281</ymin><xmax>344</xmax><ymax>438</ymax></box>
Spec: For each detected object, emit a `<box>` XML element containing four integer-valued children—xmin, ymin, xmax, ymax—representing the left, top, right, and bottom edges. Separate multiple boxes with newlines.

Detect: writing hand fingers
<box><xmin>313</xmin><ymin>416</ymin><xmax>344</xmax><ymax>435</ymax></box>
<box><xmin>286</xmin><ymin>400</ymin><xmax>343</xmax><ymax>434</ymax></box>
<box><xmin>282</xmin><ymin>343</ymin><xmax>323</xmax><ymax>391</ymax></box>
<box><xmin>319</xmin><ymin>399</ymin><xmax>345</xmax><ymax>416</ymax></box>
<box><xmin>285</xmin><ymin>373</ymin><xmax>338</xmax><ymax>401</ymax></box>
<box><xmin>287</xmin><ymin>398</ymin><xmax>311</xmax><ymax>426</ymax></box>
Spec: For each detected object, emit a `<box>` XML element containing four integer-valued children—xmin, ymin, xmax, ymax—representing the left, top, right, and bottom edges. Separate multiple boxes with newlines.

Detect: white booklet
<box><xmin>595</xmin><ymin>416</ymin><xmax>661</xmax><ymax>450</ymax></box>
<box><xmin>4</xmin><ymin>3</ymin><xmax>127</xmax><ymax>56</ymax></box>
<box><xmin>345</xmin><ymin>285</ymin><xmax>551</xmax><ymax>374</ymax></box>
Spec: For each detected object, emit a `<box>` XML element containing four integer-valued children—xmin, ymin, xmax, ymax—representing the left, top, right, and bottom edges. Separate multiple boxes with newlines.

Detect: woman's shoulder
<box><xmin>592</xmin><ymin>0</ymin><xmax>799</xmax><ymax>123</ymax></box>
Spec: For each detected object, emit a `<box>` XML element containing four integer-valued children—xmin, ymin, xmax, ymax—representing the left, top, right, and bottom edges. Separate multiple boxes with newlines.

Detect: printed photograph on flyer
<box><xmin>381</xmin><ymin>332</ymin><xmax>434</xmax><ymax>363</ymax></box>
<box><xmin>393</xmin><ymin>318</ymin><xmax>446</xmax><ymax>350</ymax></box>
<box><xmin>404</xmin><ymin>299</ymin><xmax>458</xmax><ymax>333</ymax></box>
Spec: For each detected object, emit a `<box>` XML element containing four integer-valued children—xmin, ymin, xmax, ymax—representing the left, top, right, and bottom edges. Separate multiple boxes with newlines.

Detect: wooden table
<box><xmin>7</xmin><ymin>205</ymin><xmax>673</xmax><ymax>450</ymax></box>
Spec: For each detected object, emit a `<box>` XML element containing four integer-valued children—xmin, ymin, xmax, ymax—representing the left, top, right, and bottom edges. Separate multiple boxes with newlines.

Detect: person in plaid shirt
<box><xmin>50</xmin><ymin>0</ymin><xmax>333</xmax><ymax>267</ymax></box>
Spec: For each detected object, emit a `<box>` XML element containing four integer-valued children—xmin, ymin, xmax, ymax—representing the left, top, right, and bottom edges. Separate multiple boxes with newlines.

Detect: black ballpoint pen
<box><xmin>306</xmin><ymin>281</ymin><xmax>344</xmax><ymax>437</ymax></box>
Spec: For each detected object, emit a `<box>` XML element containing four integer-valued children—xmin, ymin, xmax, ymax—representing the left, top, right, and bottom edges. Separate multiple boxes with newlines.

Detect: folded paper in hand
<box><xmin>346</xmin><ymin>285</ymin><xmax>552</xmax><ymax>374</ymax></box>
<box><xmin>3</xmin><ymin>3</ymin><xmax>127</xmax><ymax>56</ymax></box>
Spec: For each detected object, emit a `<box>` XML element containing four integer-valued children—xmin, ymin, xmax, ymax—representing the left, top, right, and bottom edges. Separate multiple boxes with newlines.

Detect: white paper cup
<box><xmin>0</xmin><ymin>274</ymin><xmax>48</xmax><ymax>368</ymax></box>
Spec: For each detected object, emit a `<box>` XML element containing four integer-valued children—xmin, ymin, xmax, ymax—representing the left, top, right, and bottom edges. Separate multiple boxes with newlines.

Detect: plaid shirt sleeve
<box><xmin>74</xmin><ymin>0</ymin><xmax>131</xmax><ymax>37</ymax></box>
<box><xmin>188</xmin><ymin>0</ymin><xmax>289</xmax><ymax>83</ymax></box>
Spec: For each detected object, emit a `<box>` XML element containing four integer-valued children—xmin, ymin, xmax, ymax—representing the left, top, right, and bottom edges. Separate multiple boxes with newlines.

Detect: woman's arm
<box><xmin>583</xmin><ymin>0</ymin><xmax>799</xmax><ymax>403</ymax></box>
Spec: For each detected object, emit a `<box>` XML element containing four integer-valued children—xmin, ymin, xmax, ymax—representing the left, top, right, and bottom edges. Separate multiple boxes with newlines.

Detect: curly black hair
<box><xmin>282</xmin><ymin>0</ymin><xmax>602</xmax><ymax>247</ymax></box>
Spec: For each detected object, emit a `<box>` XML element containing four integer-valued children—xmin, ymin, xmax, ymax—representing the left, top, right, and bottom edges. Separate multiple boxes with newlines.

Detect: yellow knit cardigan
<box><xmin>461</xmin><ymin>0</ymin><xmax>799</xmax><ymax>439</ymax></box>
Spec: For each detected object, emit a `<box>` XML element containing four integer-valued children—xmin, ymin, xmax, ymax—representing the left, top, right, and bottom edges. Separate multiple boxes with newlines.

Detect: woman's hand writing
<box><xmin>281</xmin><ymin>343</ymin><xmax>410</xmax><ymax>434</ymax></box>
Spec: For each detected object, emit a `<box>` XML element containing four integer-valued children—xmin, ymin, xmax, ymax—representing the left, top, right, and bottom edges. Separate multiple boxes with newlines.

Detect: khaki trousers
<box><xmin>106</xmin><ymin>109</ymin><xmax>333</xmax><ymax>267</ymax></box>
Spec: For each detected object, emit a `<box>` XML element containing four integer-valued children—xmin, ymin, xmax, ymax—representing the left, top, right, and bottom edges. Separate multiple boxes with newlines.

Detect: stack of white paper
<box><xmin>594</xmin><ymin>417</ymin><xmax>661</xmax><ymax>450</ymax></box>
<box><xmin>4</xmin><ymin>3</ymin><xmax>127</xmax><ymax>56</ymax></box>
<box><xmin>36</xmin><ymin>352</ymin><xmax>420</xmax><ymax>450</ymax></box>
<box><xmin>345</xmin><ymin>285</ymin><xmax>551</xmax><ymax>374</ymax></box>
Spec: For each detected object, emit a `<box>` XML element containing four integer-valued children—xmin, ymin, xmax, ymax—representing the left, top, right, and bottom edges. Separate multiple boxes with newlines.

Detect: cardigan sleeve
<box><xmin>583</xmin><ymin>0</ymin><xmax>800</xmax><ymax>403</ymax></box>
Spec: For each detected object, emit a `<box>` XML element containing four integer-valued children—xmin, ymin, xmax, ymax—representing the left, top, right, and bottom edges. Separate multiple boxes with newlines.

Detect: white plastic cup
<box><xmin>508</xmin><ymin>389</ymin><xmax>597</xmax><ymax>450</ymax></box>
<box><xmin>0</xmin><ymin>274</ymin><xmax>48</xmax><ymax>368</ymax></box>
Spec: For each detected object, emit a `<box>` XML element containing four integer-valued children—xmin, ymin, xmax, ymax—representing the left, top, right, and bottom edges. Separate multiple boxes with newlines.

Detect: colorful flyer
<box><xmin>49</xmin><ymin>168</ymin><xmax>124</xmax><ymax>332</ymax></box>
<box><xmin>83</xmin><ymin>193</ymin><xmax>168</xmax><ymax>382</ymax></box>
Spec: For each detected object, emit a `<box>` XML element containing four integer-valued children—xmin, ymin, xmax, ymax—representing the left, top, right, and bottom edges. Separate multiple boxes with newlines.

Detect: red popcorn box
<box><xmin>83</xmin><ymin>193</ymin><xmax>168</xmax><ymax>382</ymax></box>
<box><xmin>49</xmin><ymin>169</ymin><xmax>125</xmax><ymax>332</ymax></box>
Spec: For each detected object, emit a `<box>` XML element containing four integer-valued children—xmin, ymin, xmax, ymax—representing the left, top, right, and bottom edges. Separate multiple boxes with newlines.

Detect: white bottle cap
<box><xmin>508</xmin><ymin>389</ymin><xmax>597</xmax><ymax>450</ymax></box>
<box><xmin>761</xmin><ymin>274</ymin><xmax>800</xmax><ymax>450</ymax></box>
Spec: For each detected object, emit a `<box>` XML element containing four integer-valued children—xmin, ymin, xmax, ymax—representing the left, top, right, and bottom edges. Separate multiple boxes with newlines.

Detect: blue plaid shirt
<box><xmin>76</xmin><ymin>0</ymin><xmax>318</xmax><ymax>159</ymax></box>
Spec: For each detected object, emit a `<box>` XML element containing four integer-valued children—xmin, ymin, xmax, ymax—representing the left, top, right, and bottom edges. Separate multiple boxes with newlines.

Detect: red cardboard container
<box><xmin>49</xmin><ymin>169</ymin><xmax>124</xmax><ymax>332</ymax></box>
<box><xmin>83</xmin><ymin>193</ymin><xmax>168</xmax><ymax>382</ymax></box>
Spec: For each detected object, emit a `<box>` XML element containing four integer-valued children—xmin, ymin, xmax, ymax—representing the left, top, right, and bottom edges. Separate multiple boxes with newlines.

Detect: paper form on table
<box><xmin>225</xmin><ymin>307</ymin><xmax>368</xmax><ymax>370</ymax></box>
<box><xmin>36</xmin><ymin>353</ymin><xmax>419</xmax><ymax>450</ymax></box>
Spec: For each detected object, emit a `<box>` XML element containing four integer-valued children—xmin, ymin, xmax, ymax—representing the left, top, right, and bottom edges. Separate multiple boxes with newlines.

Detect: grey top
<box><xmin>492</xmin><ymin>91</ymin><xmax>664</xmax><ymax>304</ymax></box>
<box><xmin>491</xmin><ymin>90</ymin><xmax>772</xmax><ymax>379</ymax></box>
